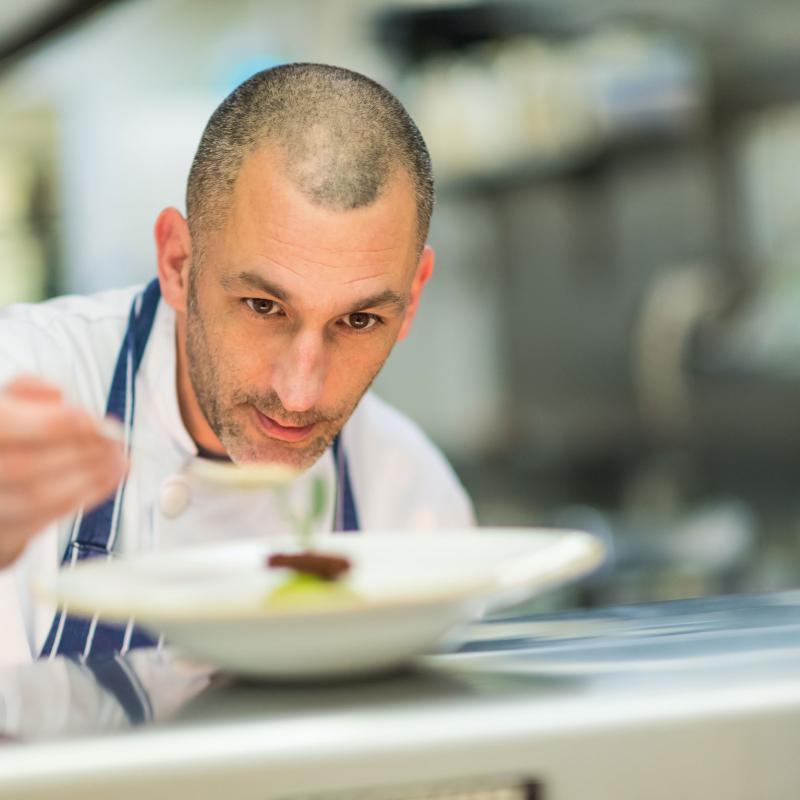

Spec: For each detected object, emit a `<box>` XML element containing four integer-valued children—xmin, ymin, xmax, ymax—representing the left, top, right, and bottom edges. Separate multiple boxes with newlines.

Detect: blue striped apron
<box><xmin>40</xmin><ymin>279</ymin><xmax>360</xmax><ymax>659</ymax></box>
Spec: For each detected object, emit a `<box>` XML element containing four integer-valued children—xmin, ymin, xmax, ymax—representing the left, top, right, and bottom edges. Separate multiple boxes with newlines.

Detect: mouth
<box><xmin>253</xmin><ymin>407</ymin><xmax>317</xmax><ymax>443</ymax></box>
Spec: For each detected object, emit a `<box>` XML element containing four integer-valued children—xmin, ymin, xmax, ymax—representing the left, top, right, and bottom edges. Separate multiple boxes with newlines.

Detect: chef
<box><xmin>0</xmin><ymin>63</ymin><xmax>474</xmax><ymax>666</ymax></box>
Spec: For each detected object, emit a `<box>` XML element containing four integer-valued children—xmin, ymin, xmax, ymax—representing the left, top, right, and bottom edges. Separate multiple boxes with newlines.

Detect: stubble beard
<box><xmin>184</xmin><ymin>277</ymin><xmax>383</xmax><ymax>470</ymax></box>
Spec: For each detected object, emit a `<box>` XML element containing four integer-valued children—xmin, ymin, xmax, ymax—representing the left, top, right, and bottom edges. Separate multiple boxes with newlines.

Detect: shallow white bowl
<box><xmin>45</xmin><ymin>528</ymin><xmax>603</xmax><ymax>680</ymax></box>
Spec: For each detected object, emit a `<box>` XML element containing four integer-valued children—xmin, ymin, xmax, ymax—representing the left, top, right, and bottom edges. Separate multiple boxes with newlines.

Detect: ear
<box><xmin>397</xmin><ymin>245</ymin><xmax>435</xmax><ymax>342</ymax></box>
<box><xmin>154</xmin><ymin>207</ymin><xmax>192</xmax><ymax>313</ymax></box>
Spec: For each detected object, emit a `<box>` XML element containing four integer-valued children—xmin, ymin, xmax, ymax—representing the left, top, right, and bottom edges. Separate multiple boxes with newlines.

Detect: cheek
<box><xmin>206</xmin><ymin>314</ymin><xmax>283</xmax><ymax>385</ymax></box>
<box><xmin>230</xmin><ymin>338</ymin><xmax>283</xmax><ymax>387</ymax></box>
<box><xmin>325</xmin><ymin>335</ymin><xmax>395</xmax><ymax>396</ymax></box>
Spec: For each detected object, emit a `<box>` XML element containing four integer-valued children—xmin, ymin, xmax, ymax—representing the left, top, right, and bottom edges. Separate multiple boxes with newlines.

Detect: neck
<box><xmin>174</xmin><ymin>316</ymin><xmax>227</xmax><ymax>458</ymax></box>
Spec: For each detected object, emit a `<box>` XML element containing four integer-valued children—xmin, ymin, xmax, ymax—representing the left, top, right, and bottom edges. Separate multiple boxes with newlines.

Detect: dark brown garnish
<box><xmin>267</xmin><ymin>551</ymin><xmax>351</xmax><ymax>581</ymax></box>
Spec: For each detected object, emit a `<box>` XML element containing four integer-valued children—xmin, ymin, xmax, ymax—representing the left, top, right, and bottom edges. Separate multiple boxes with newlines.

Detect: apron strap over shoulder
<box><xmin>41</xmin><ymin>281</ymin><xmax>162</xmax><ymax>659</ymax></box>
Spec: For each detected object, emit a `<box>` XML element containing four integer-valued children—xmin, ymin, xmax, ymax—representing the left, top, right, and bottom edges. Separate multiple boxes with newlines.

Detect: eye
<box><xmin>244</xmin><ymin>298</ymin><xmax>281</xmax><ymax>316</ymax></box>
<box><xmin>342</xmin><ymin>312</ymin><xmax>381</xmax><ymax>332</ymax></box>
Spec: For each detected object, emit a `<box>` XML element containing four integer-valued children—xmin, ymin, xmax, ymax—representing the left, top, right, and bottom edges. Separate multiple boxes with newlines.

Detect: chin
<box><xmin>228</xmin><ymin>435</ymin><xmax>331</xmax><ymax>472</ymax></box>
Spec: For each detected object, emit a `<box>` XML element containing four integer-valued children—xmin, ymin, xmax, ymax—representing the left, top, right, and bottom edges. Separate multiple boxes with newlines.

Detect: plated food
<box><xmin>265</xmin><ymin>550</ymin><xmax>357</xmax><ymax>608</ymax></box>
<box><xmin>42</xmin><ymin>528</ymin><xmax>605</xmax><ymax>680</ymax></box>
<box><xmin>267</xmin><ymin>551</ymin><xmax>351</xmax><ymax>580</ymax></box>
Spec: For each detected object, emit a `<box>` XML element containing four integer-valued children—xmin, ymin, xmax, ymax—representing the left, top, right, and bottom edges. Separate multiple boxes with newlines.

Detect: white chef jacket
<box><xmin>0</xmin><ymin>285</ymin><xmax>474</xmax><ymax>665</ymax></box>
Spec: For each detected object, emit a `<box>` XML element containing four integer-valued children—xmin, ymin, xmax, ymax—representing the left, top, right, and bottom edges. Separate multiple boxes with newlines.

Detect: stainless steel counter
<box><xmin>2</xmin><ymin>592</ymin><xmax>799</xmax><ymax>800</ymax></box>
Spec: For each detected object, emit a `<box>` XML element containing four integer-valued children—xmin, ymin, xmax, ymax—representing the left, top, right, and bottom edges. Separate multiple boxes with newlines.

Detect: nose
<box><xmin>271</xmin><ymin>329</ymin><xmax>327</xmax><ymax>413</ymax></box>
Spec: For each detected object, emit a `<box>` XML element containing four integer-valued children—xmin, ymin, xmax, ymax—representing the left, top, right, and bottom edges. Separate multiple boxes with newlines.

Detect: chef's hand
<box><xmin>0</xmin><ymin>375</ymin><xmax>127</xmax><ymax>569</ymax></box>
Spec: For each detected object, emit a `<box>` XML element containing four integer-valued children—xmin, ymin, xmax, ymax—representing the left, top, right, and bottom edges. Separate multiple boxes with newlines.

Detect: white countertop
<box><xmin>2</xmin><ymin>592</ymin><xmax>800</xmax><ymax>800</ymax></box>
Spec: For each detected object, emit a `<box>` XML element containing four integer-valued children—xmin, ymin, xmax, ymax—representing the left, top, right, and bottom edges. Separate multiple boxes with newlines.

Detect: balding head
<box><xmin>186</xmin><ymin>63</ymin><xmax>434</xmax><ymax>257</ymax></box>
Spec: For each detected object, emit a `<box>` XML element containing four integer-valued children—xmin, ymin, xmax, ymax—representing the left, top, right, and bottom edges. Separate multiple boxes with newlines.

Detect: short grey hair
<box><xmin>186</xmin><ymin>62</ymin><xmax>434</xmax><ymax>256</ymax></box>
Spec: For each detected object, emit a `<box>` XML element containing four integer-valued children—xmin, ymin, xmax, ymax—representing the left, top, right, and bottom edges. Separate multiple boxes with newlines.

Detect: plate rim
<box><xmin>37</xmin><ymin>527</ymin><xmax>605</xmax><ymax>622</ymax></box>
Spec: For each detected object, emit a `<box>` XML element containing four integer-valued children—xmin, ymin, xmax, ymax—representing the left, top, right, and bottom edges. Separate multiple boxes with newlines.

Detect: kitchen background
<box><xmin>1</xmin><ymin>0</ymin><xmax>799</xmax><ymax>609</ymax></box>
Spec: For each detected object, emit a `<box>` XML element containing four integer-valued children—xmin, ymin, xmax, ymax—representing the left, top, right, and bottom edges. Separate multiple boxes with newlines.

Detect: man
<box><xmin>0</xmin><ymin>63</ymin><xmax>474</xmax><ymax>665</ymax></box>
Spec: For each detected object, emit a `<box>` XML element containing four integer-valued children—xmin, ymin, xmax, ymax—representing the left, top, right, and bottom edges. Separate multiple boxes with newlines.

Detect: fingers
<box><xmin>0</xmin><ymin>377</ymin><xmax>130</xmax><ymax>569</ymax></box>
<box><xmin>4</xmin><ymin>375</ymin><xmax>63</xmax><ymax>403</ymax></box>
<box><xmin>16</xmin><ymin>457</ymin><xmax>125</xmax><ymax>526</ymax></box>
<box><xmin>0</xmin><ymin>393</ymin><xmax>99</xmax><ymax>445</ymax></box>
<box><xmin>0</xmin><ymin>453</ymin><xmax>127</xmax><ymax>562</ymax></box>
<box><xmin>0</xmin><ymin>437</ymin><xmax>123</xmax><ymax>485</ymax></box>
<box><xmin>0</xmin><ymin>452</ymin><xmax>127</xmax><ymax>522</ymax></box>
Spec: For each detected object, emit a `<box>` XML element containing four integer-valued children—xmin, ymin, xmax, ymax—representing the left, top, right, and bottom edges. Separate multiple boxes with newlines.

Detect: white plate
<box><xmin>43</xmin><ymin>528</ymin><xmax>603</xmax><ymax>680</ymax></box>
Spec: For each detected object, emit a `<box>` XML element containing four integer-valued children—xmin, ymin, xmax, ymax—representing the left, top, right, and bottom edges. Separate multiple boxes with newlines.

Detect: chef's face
<box><xmin>172</xmin><ymin>147</ymin><xmax>432</xmax><ymax>470</ymax></box>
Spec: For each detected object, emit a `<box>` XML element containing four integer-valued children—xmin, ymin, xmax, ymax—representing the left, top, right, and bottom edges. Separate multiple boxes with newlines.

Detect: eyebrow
<box><xmin>221</xmin><ymin>270</ymin><xmax>409</xmax><ymax>314</ymax></box>
<box><xmin>221</xmin><ymin>271</ymin><xmax>289</xmax><ymax>302</ymax></box>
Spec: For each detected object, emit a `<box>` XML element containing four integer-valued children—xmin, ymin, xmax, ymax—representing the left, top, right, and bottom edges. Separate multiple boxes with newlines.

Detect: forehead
<box><xmin>209</xmin><ymin>147</ymin><xmax>419</xmax><ymax>289</ymax></box>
